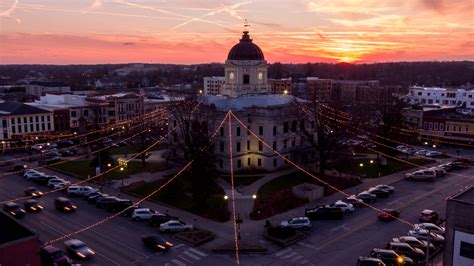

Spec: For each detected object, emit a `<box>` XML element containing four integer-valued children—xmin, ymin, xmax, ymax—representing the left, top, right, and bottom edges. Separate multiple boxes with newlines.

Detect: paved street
<box><xmin>1</xmin><ymin>157</ymin><xmax>473</xmax><ymax>265</ymax></box>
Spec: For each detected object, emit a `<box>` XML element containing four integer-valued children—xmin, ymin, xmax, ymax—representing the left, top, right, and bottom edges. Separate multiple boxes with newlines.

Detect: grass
<box><xmin>327</xmin><ymin>157</ymin><xmax>434</xmax><ymax>178</ymax></box>
<box><xmin>124</xmin><ymin>172</ymin><xmax>229</xmax><ymax>222</ymax></box>
<box><xmin>220</xmin><ymin>174</ymin><xmax>265</xmax><ymax>187</ymax></box>
<box><xmin>108</xmin><ymin>143</ymin><xmax>167</xmax><ymax>155</ymax></box>
<box><xmin>257</xmin><ymin>173</ymin><xmax>318</xmax><ymax>200</ymax></box>
<box><xmin>50</xmin><ymin>160</ymin><xmax>169</xmax><ymax>182</ymax></box>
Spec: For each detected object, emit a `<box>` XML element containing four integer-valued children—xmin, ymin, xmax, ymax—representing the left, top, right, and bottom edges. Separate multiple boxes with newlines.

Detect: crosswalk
<box><xmin>164</xmin><ymin>244</ymin><xmax>209</xmax><ymax>266</ymax></box>
<box><xmin>273</xmin><ymin>247</ymin><xmax>315</xmax><ymax>265</ymax></box>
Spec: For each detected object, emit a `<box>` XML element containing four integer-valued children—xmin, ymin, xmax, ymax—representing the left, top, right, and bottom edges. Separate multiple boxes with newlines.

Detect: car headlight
<box><xmin>397</xmin><ymin>256</ymin><xmax>404</xmax><ymax>263</ymax></box>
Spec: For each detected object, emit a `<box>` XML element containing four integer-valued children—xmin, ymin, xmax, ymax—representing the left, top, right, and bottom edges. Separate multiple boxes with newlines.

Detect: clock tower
<box><xmin>221</xmin><ymin>30</ymin><xmax>271</xmax><ymax>98</ymax></box>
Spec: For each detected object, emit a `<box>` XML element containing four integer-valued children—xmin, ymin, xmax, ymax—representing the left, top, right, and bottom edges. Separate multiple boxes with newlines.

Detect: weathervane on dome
<box><xmin>243</xmin><ymin>19</ymin><xmax>250</xmax><ymax>32</ymax></box>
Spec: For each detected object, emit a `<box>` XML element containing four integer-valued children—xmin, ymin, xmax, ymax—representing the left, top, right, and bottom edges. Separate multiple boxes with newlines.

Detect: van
<box><xmin>55</xmin><ymin>197</ymin><xmax>77</xmax><ymax>212</ymax></box>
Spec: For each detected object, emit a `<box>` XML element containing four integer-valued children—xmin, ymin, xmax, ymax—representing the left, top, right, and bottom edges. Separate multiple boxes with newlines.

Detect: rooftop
<box><xmin>0</xmin><ymin>101</ymin><xmax>51</xmax><ymax>116</ymax></box>
<box><xmin>201</xmin><ymin>94</ymin><xmax>305</xmax><ymax>111</ymax></box>
<box><xmin>449</xmin><ymin>185</ymin><xmax>474</xmax><ymax>204</ymax></box>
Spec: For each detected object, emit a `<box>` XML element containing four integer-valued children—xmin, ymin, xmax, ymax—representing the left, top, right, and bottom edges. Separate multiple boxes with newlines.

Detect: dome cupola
<box><xmin>227</xmin><ymin>31</ymin><xmax>264</xmax><ymax>61</ymax></box>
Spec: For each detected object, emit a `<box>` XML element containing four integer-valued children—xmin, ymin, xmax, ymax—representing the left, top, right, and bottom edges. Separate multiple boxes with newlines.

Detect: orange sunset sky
<box><xmin>0</xmin><ymin>0</ymin><xmax>473</xmax><ymax>64</ymax></box>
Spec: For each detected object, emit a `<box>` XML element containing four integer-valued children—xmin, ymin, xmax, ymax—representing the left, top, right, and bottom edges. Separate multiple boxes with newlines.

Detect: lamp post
<box><xmin>425</xmin><ymin>229</ymin><xmax>431</xmax><ymax>266</ymax></box>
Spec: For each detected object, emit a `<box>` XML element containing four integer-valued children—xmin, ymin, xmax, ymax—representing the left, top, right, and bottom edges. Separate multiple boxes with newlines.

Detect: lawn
<box><xmin>124</xmin><ymin>172</ymin><xmax>229</xmax><ymax>222</ymax></box>
<box><xmin>108</xmin><ymin>143</ymin><xmax>167</xmax><ymax>155</ymax></box>
<box><xmin>327</xmin><ymin>157</ymin><xmax>434</xmax><ymax>178</ymax></box>
<box><xmin>50</xmin><ymin>160</ymin><xmax>169</xmax><ymax>182</ymax></box>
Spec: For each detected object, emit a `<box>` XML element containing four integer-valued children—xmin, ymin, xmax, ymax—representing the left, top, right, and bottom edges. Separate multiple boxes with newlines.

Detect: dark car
<box><xmin>357</xmin><ymin>256</ymin><xmax>386</xmax><ymax>266</ymax></box>
<box><xmin>24</xmin><ymin>199</ymin><xmax>44</xmax><ymax>213</ymax></box>
<box><xmin>95</xmin><ymin>196</ymin><xmax>120</xmax><ymax>209</ymax></box>
<box><xmin>343</xmin><ymin>195</ymin><xmax>365</xmax><ymax>208</ymax></box>
<box><xmin>391</xmin><ymin>236</ymin><xmax>436</xmax><ymax>254</ymax></box>
<box><xmin>142</xmin><ymin>235</ymin><xmax>174</xmax><ymax>251</ymax></box>
<box><xmin>369</xmin><ymin>248</ymin><xmax>414</xmax><ymax>266</ymax></box>
<box><xmin>378</xmin><ymin>208</ymin><xmax>400</xmax><ymax>222</ymax></box>
<box><xmin>122</xmin><ymin>205</ymin><xmax>140</xmax><ymax>217</ymax></box>
<box><xmin>3</xmin><ymin>202</ymin><xmax>26</xmax><ymax>218</ymax></box>
<box><xmin>40</xmin><ymin>245</ymin><xmax>72</xmax><ymax>266</ymax></box>
<box><xmin>149</xmin><ymin>213</ymin><xmax>179</xmax><ymax>227</ymax></box>
<box><xmin>55</xmin><ymin>197</ymin><xmax>77</xmax><ymax>213</ymax></box>
<box><xmin>419</xmin><ymin>209</ymin><xmax>439</xmax><ymax>223</ymax></box>
<box><xmin>34</xmin><ymin>175</ymin><xmax>56</xmax><ymax>185</ymax></box>
<box><xmin>24</xmin><ymin>186</ymin><xmax>44</xmax><ymax>197</ymax></box>
<box><xmin>386</xmin><ymin>242</ymin><xmax>425</xmax><ymax>263</ymax></box>
<box><xmin>451</xmin><ymin>161</ymin><xmax>470</xmax><ymax>169</ymax></box>
<box><xmin>86</xmin><ymin>192</ymin><xmax>109</xmax><ymax>204</ymax></box>
<box><xmin>368</xmin><ymin>188</ymin><xmax>390</xmax><ymax>198</ymax></box>
<box><xmin>304</xmin><ymin>205</ymin><xmax>343</xmax><ymax>220</ymax></box>
<box><xmin>64</xmin><ymin>239</ymin><xmax>95</xmax><ymax>260</ymax></box>
<box><xmin>357</xmin><ymin>192</ymin><xmax>377</xmax><ymax>203</ymax></box>
<box><xmin>105</xmin><ymin>199</ymin><xmax>133</xmax><ymax>212</ymax></box>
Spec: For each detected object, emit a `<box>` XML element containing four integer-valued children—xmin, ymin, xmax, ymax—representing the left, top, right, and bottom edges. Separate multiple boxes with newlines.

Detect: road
<box><xmin>1</xmin><ymin>161</ymin><xmax>473</xmax><ymax>265</ymax></box>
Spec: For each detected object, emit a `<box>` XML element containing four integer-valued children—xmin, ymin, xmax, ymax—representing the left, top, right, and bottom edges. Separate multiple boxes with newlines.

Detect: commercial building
<box><xmin>25</xmin><ymin>81</ymin><xmax>71</xmax><ymax>97</ymax></box>
<box><xmin>268</xmin><ymin>78</ymin><xmax>292</xmax><ymax>95</ymax></box>
<box><xmin>203</xmin><ymin>76</ymin><xmax>225</xmax><ymax>95</ymax></box>
<box><xmin>0</xmin><ymin>212</ymin><xmax>41</xmax><ymax>266</ymax></box>
<box><xmin>402</xmin><ymin>86</ymin><xmax>474</xmax><ymax>109</ymax></box>
<box><xmin>420</xmin><ymin>107</ymin><xmax>474</xmax><ymax>143</ymax></box>
<box><xmin>0</xmin><ymin>101</ymin><xmax>54</xmax><ymax>141</ymax></box>
<box><xmin>444</xmin><ymin>185</ymin><xmax>474</xmax><ymax>266</ymax></box>
<box><xmin>169</xmin><ymin>31</ymin><xmax>315</xmax><ymax>173</ymax></box>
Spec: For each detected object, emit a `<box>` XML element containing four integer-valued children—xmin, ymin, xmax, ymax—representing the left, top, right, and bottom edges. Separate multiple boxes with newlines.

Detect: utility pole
<box><xmin>140</xmin><ymin>96</ymin><xmax>146</xmax><ymax>167</ymax></box>
<box><xmin>425</xmin><ymin>229</ymin><xmax>431</xmax><ymax>266</ymax></box>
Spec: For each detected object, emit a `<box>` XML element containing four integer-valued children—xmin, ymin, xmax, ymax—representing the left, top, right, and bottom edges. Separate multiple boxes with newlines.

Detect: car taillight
<box><xmin>64</xmin><ymin>207</ymin><xmax>70</xmax><ymax>211</ymax></box>
<box><xmin>157</xmin><ymin>244</ymin><xmax>166</xmax><ymax>250</ymax></box>
<box><xmin>166</xmin><ymin>241</ymin><xmax>174</xmax><ymax>247</ymax></box>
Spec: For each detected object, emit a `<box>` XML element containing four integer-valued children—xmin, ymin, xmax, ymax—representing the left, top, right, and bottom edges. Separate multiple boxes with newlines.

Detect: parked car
<box><xmin>357</xmin><ymin>256</ymin><xmax>386</xmax><ymax>266</ymax></box>
<box><xmin>122</xmin><ymin>205</ymin><xmax>140</xmax><ymax>217</ymax></box>
<box><xmin>425</xmin><ymin>151</ymin><xmax>446</xmax><ymax>158</ymax></box>
<box><xmin>391</xmin><ymin>236</ymin><xmax>435</xmax><ymax>254</ymax></box>
<box><xmin>24</xmin><ymin>186</ymin><xmax>43</xmax><ymax>197</ymax></box>
<box><xmin>437</xmin><ymin>163</ymin><xmax>454</xmax><ymax>172</ymax></box>
<box><xmin>3</xmin><ymin>202</ymin><xmax>26</xmax><ymax>218</ymax></box>
<box><xmin>159</xmin><ymin>220</ymin><xmax>194</xmax><ymax>233</ymax></box>
<box><xmin>413</xmin><ymin>223</ymin><xmax>445</xmax><ymax>235</ymax></box>
<box><xmin>86</xmin><ymin>192</ymin><xmax>109</xmax><ymax>204</ymax></box>
<box><xmin>330</xmin><ymin>201</ymin><xmax>355</xmax><ymax>213</ymax></box>
<box><xmin>451</xmin><ymin>161</ymin><xmax>470</xmax><ymax>169</ymax></box>
<box><xmin>343</xmin><ymin>195</ymin><xmax>365</xmax><ymax>208</ymax></box>
<box><xmin>404</xmin><ymin>170</ymin><xmax>436</xmax><ymax>182</ymax></box>
<box><xmin>428</xmin><ymin>167</ymin><xmax>447</xmax><ymax>177</ymax></box>
<box><xmin>105</xmin><ymin>199</ymin><xmax>132</xmax><ymax>213</ymax></box>
<box><xmin>95</xmin><ymin>196</ymin><xmax>120</xmax><ymax>208</ymax></box>
<box><xmin>378</xmin><ymin>208</ymin><xmax>400</xmax><ymax>222</ymax></box>
<box><xmin>64</xmin><ymin>239</ymin><xmax>95</xmax><ymax>260</ymax></box>
<box><xmin>24</xmin><ymin>172</ymin><xmax>46</xmax><ymax>181</ymax></box>
<box><xmin>305</xmin><ymin>205</ymin><xmax>343</xmax><ymax>220</ymax></box>
<box><xmin>386</xmin><ymin>242</ymin><xmax>425</xmax><ymax>263</ymax></box>
<box><xmin>55</xmin><ymin>197</ymin><xmax>77</xmax><ymax>212</ymax></box>
<box><xmin>357</xmin><ymin>192</ymin><xmax>377</xmax><ymax>203</ymax></box>
<box><xmin>149</xmin><ymin>213</ymin><xmax>179</xmax><ymax>227</ymax></box>
<box><xmin>142</xmin><ymin>235</ymin><xmax>174</xmax><ymax>251</ymax></box>
<box><xmin>24</xmin><ymin>199</ymin><xmax>44</xmax><ymax>213</ymax></box>
<box><xmin>418</xmin><ymin>209</ymin><xmax>439</xmax><ymax>223</ymax></box>
<box><xmin>415</xmin><ymin>150</ymin><xmax>430</xmax><ymax>156</ymax></box>
<box><xmin>40</xmin><ymin>245</ymin><xmax>72</xmax><ymax>266</ymax></box>
<box><xmin>33</xmin><ymin>175</ymin><xmax>57</xmax><ymax>185</ymax></box>
<box><xmin>374</xmin><ymin>184</ymin><xmax>395</xmax><ymax>193</ymax></box>
<box><xmin>48</xmin><ymin>178</ymin><xmax>71</xmax><ymax>188</ymax></box>
<box><xmin>132</xmin><ymin>208</ymin><xmax>159</xmax><ymax>221</ymax></box>
<box><xmin>368</xmin><ymin>188</ymin><xmax>390</xmax><ymax>198</ymax></box>
<box><xmin>67</xmin><ymin>186</ymin><xmax>98</xmax><ymax>197</ymax></box>
<box><xmin>369</xmin><ymin>248</ymin><xmax>413</xmax><ymax>266</ymax></box>
<box><xmin>407</xmin><ymin>229</ymin><xmax>445</xmax><ymax>244</ymax></box>
<box><xmin>280</xmin><ymin>217</ymin><xmax>312</xmax><ymax>229</ymax></box>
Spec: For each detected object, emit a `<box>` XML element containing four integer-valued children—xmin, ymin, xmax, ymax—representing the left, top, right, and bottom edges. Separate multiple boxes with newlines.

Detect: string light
<box><xmin>227</xmin><ymin>111</ymin><xmax>240</xmax><ymax>265</ymax></box>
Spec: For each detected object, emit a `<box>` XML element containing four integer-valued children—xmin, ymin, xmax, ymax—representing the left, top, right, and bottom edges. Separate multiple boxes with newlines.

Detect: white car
<box><xmin>159</xmin><ymin>220</ymin><xmax>194</xmax><ymax>233</ymax></box>
<box><xmin>132</xmin><ymin>208</ymin><xmax>159</xmax><ymax>221</ymax></box>
<box><xmin>24</xmin><ymin>171</ymin><xmax>45</xmax><ymax>180</ymax></box>
<box><xmin>414</xmin><ymin>223</ymin><xmax>445</xmax><ymax>235</ymax></box>
<box><xmin>415</xmin><ymin>150</ymin><xmax>430</xmax><ymax>156</ymax></box>
<box><xmin>67</xmin><ymin>186</ymin><xmax>98</xmax><ymax>197</ymax></box>
<box><xmin>280</xmin><ymin>217</ymin><xmax>311</xmax><ymax>229</ymax></box>
<box><xmin>408</xmin><ymin>229</ymin><xmax>445</xmax><ymax>244</ymax></box>
<box><xmin>330</xmin><ymin>201</ymin><xmax>355</xmax><ymax>213</ymax></box>
<box><xmin>425</xmin><ymin>151</ymin><xmax>444</xmax><ymax>158</ymax></box>
<box><xmin>374</xmin><ymin>184</ymin><xmax>395</xmax><ymax>193</ymax></box>
<box><xmin>47</xmin><ymin>178</ymin><xmax>70</xmax><ymax>188</ymax></box>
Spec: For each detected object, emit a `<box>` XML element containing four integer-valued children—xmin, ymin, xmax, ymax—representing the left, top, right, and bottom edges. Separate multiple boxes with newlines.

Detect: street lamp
<box><xmin>424</xmin><ymin>141</ymin><xmax>428</xmax><ymax>145</ymax></box>
<box><xmin>252</xmin><ymin>194</ymin><xmax>257</xmax><ymax>199</ymax></box>
<box><xmin>224</xmin><ymin>195</ymin><xmax>228</xmax><ymax>200</ymax></box>
<box><xmin>432</xmin><ymin>144</ymin><xmax>436</xmax><ymax>148</ymax></box>
<box><xmin>370</xmin><ymin>160</ymin><xmax>374</xmax><ymax>164</ymax></box>
<box><xmin>107</xmin><ymin>163</ymin><xmax>112</xmax><ymax>167</ymax></box>
<box><xmin>283</xmin><ymin>89</ymin><xmax>288</xmax><ymax>95</ymax></box>
<box><xmin>359</xmin><ymin>163</ymin><xmax>364</xmax><ymax>167</ymax></box>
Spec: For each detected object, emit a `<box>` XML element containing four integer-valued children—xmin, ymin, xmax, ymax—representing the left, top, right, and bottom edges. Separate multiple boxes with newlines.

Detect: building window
<box><xmin>23</xmin><ymin>117</ymin><xmax>27</xmax><ymax>123</ymax></box>
<box><xmin>440</xmin><ymin>123</ymin><xmax>444</xmax><ymax>130</ymax></box>
<box><xmin>29</xmin><ymin>117</ymin><xmax>33</xmax><ymax>123</ymax></box>
<box><xmin>247</xmin><ymin>158</ymin><xmax>251</xmax><ymax>166</ymax></box>
<box><xmin>259</xmin><ymin>126</ymin><xmax>263</xmax><ymax>135</ymax></box>
<box><xmin>83</xmin><ymin>110</ymin><xmax>89</xmax><ymax>116</ymax></box>
<box><xmin>257</xmin><ymin>158</ymin><xmax>262</xmax><ymax>166</ymax></box>
<box><xmin>258</xmin><ymin>141</ymin><xmax>263</xmax><ymax>151</ymax></box>
<box><xmin>273</xmin><ymin>126</ymin><xmax>277</xmax><ymax>136</ymax></box>
<box><xmin>41</xmin><ymin>124</ymin><xmax>45</xmax><ymax>131</ymax></box>
<box><xmin>283</xmin><ymin>122</ymin><xmax>289</xmax><ymax>133</ymax></box>
<box><xmin>35</xmin><ymin>116</ymin><xmax>39</xmax><ymax>122</ymax></box>
<box><xmin>24</xmin><ymin>125</ymin><xmax>28</xmax><ymax>132</ymax></box>
<box><xmin>30</xmin><ymin>124</ymin><xmax>33</xmax><ymax>132</ymax></box>
<box><xmin>243</xmin><ymin>74</ymin><xmax>250</xmax><ymax>84</ymax></box>
<box><xmin>291</xmin><ymin>120</ymin><xmax>297</xmax><ymax>132</ymax></box>
<box><xmin>273</xmin><ymin>159</ymin><xmax>277</xmax><ymax>167</ymax></box>
<box><xmin>428</xmin><ymin>122</ymin><xmax>433</xmax><ymax>129</ymax></box>
<box><xmin>247</xmin><ymin>125</ymin><xmax>250</xmax><ymax>135</ymax></box>
<box><xmin>236</xmin><ymin>126</ymin><xmax>240</xmax><ymax>137</ymax></box>
<box><xmin>219</xmin><ymin>160</ymin><xmax>223</xmax><ymax>168</ymax></box>
<box><xmin>220</xmin><ymin>127</ymin><xmax>224</xmax><ymax>137</ymax></box>
<box><xmin>41</xmin><ymin>116</ymin><xmax>45</xmax><ymax>122</ymax></box>
<box><xmin>11</xmin><ymin>118</ymin><xmax>15</xmax><ymax>125</ymax></box>
<box><xmin>283</xmin><ymin>139</ymin><xmax>287</xmax><ymax>149</ymax></box>
<box><xmin>434</xmin><ymin>123</ymin><xmax>438</xmax><ymax>130</ymax></box>
<box><xmin>237</xmin><ymin>142</ymin><xmax>241</xmax><ymax>152</ymax></box>
<box><xmin>47</xmin><ymin>123</ymin><xmax>51</xmax><ymax>130</ymax></box>
<box><xmin>18</xmin><ymin>125</ymin><xmax>22</xmax><ymax>133</ymax></box>
<box><xmin>237</xmin><ymin>160</ymin><xmax>241</xmax><ymax>168</ymax></box>
<box><xmin>273</xmin><ymin>141</ymin><xmax>277</xmax><ymax>150</ymax></box>
<box><xmin>17</xmin><ymin>117</ymin><xmax>21</xmax><ymax>124</ymax></box>
<box><xmin>247</xmin><ymin>140</ymin><xmax>250</xmax><ymax>150</ymax></box>
<box><xmin>291</xmin><ymin>138</ymin><xmax>295</xmax><ymax>147</ymax></box>
<box><xmin>460</xmin><ymin>241</ymin><xmax>474</xmax><ymax>259</ymax></box>
<box><xmin>11</xmin><ymin>127</ymin><xmax>15</xmax><ymax>133</ymax></box>
<box><xmin>220</xmin><ymin>142</ymin><xmax>224</xmax><ymax>152</ymax></box>
<box><xmin>36</xmin><ymin>124</ymin><xmax>39</xmax><ymax>131</ymax></box>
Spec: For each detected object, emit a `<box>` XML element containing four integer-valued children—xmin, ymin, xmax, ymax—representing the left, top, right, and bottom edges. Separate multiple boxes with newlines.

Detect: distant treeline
<box><xmin>0</xmin><ymin>61</ymin><xmax>473</xmax><ymax>89</ymax></box>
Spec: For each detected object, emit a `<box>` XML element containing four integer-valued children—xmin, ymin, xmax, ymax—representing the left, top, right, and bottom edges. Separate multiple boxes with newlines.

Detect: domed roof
<box><xmin>227</xmin><ymin>31</ymin><xmax>264</xmax><ymax>61</ymax></box>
